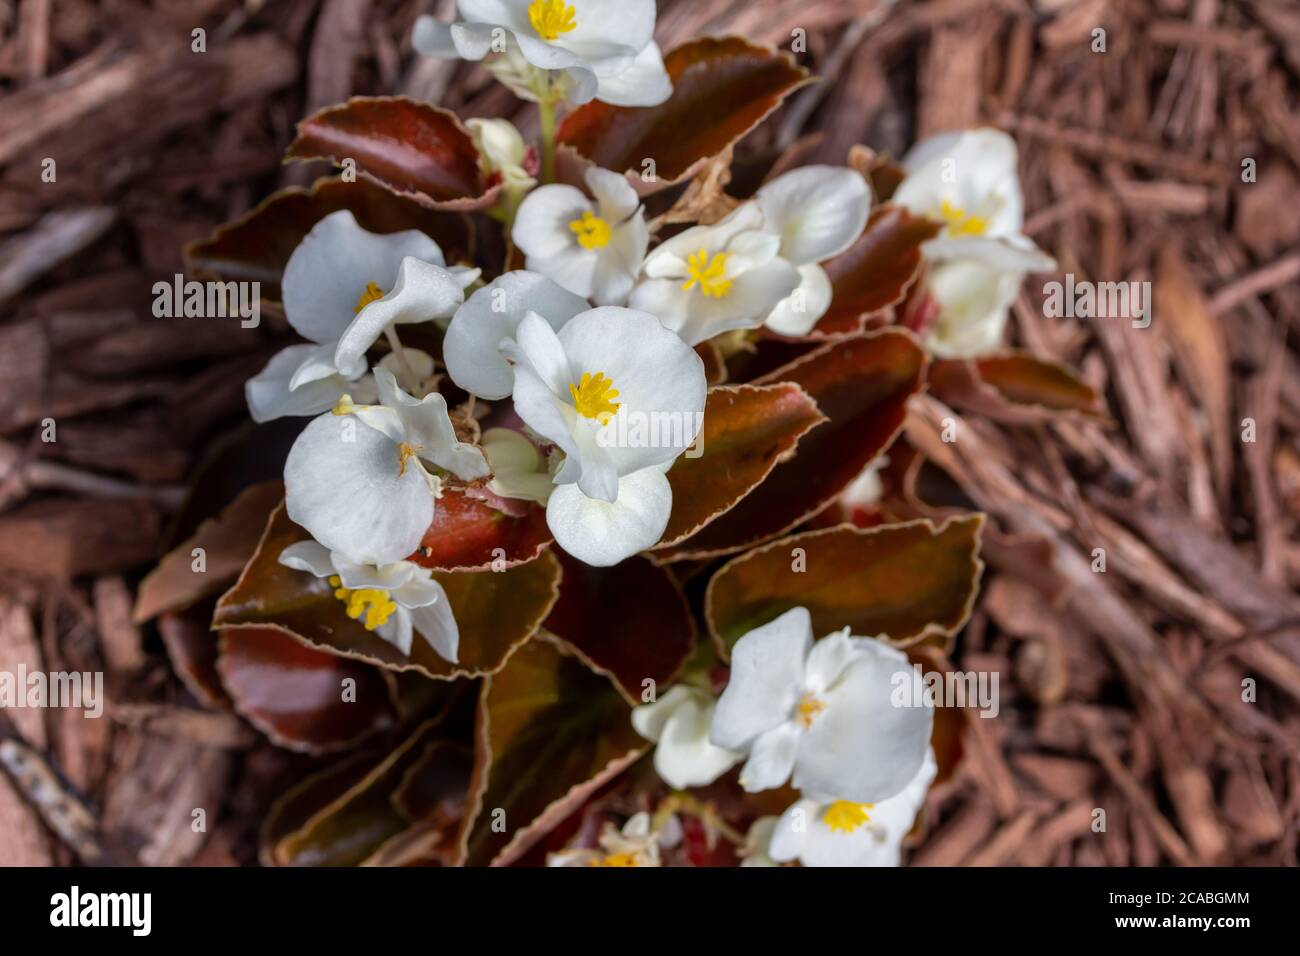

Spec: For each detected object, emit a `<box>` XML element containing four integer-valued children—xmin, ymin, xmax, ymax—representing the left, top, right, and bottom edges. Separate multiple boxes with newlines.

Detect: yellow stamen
<box><xmin>328</xmin><ymin>575</ymin><xmax>398</xmax><ymax>631</ymax></box>
<box><xmin>682</xmin><ymin>248</ymin><xmax>732</xmax><ymax>298</ymax></box>
<box><xmin>568</xmin><ymin>210</ymin><xmax>612</xmax><ymax>250</ymax></box>
<box><xmin>331</xmin><ymin>394</ymin><xmax>359</xmax><ymax>416</ymax></box>
<box><xmin>796</xmin><ymin>692</ymin><xmax>826</xmax><ymax>728</ymax></box>
<box><xmin>587</xmin><ymin>852</ymin><xmax>639</xmax><ymax>867</ymax></box>
<box><xmin>939</xmin><ymin>199</ymin><xmax>988</xmax><ymax>237</ymax></box>
<box><xmin>397</xmin><ymin>441</ymin><xmax>423</xmax><ymax>477</ymax></box>
<box><xmin>823</xmin><ymin>800</ymin><xmax>874</xmax><ymax>834</ymax></box>
<box><xmin>568</xmin><ymin>371</ymin><xmax>621</xmax><ymax>423</ymax></box>
<box><xmin>354</xmin><ymin>281</ymin><xmax>386</xmax><ymax>314</ymax></box>
<box><xmin>528</xmin><ymin>0</ymin><xmax>577</xmax><ymax>41</ymax></box>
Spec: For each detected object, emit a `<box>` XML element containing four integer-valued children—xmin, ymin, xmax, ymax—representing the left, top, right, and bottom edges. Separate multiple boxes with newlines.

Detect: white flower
<box><xmin>246</xmin><ymin>210</ymin><xmax>477</xmax><ymax>422</ymax></box>
<box><xmin>755</xmin><ymin>165</ymin><xmax>871</xmax><ymax>336</ymax></box>
<box><xmin>709</xmin><ymin>606</ymin><xmax>933</xmax><ymax>802</ymax></box>
<box><xmin>278</xmin><ymin>540</ymin><xmax>460</xmax><ymax>662</ymax></box>
<box><xmin>513</xmin><ymin>167</ymin><xmax>648</xmax><ymax>305</ymax></box>
<box><xmin>768</xmin><ymin>749</ymin><xmax>937</xmax><ymax>867</ymax></box>
<box><xmin>283</xmin><ymin>367</ymin><xmax>489</xmax><ymax>567</ymax></box>
<box><xmin>924</xmin><ymin>259</ymin><xmax>1025</xmax><ymax>358</ymax></box>
<box><xmin>466</xmin><ymin>117</ymin><xmax>538</xmax><ymax>219</ymax></box>
<box><xmin>631</xmin><ymin>685</ymin><xmax>742</xmax><ymax>790</ymax></box>
<box><xmin>891</xmin><ymin>128</ymin><xmax>1055</xmax><ymax>358</ymax></box>
<box><xmin>443</xmin><ymin>271</ymin><xmax>589</xmax><ymax>401</ymax></box>
<box><xmin>547</xmin><ymin>811</ymin><xmax>680</xmax><ymax>867</ymax></box>
<box><xmin>413</xmin><ymin>0</ymin><xmax>672</xmax><ymax>107</ymax></box>
<box><xmin>503</xmin><ymin>306</ymin><xmax>705</xmax><ymax>565</ymax></box>
<box><xmin>629</xmin><ymin>203</ymin><xmax>801</xmax><ymax>346</ymax></box>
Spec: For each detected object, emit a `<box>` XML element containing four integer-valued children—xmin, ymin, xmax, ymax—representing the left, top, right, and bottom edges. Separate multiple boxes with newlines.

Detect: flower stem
<box><xmin>384</xmin><ymin>326</ymin><xmax>422</xmax><ymax>396</ymax></box>
<box><xmin>538</xmin><ymin>95</ymin><xmax>557</xmax><ymax>185</ymax></box>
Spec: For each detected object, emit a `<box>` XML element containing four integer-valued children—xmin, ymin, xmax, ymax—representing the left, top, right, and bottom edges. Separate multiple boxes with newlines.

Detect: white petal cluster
<box><xmin>631</xmin><ymin>606</ymin><xmax>936</xmax><ymax>867</ymax></box>
<box><xmin>414</xmin><ymin>0</ymin><xmax>672</xmax><ymax>107</ymax></box>
<box><xmin>892</xmin><ymin>128</ymin><xmax>1056</xmax><ymax>357</ymax></box>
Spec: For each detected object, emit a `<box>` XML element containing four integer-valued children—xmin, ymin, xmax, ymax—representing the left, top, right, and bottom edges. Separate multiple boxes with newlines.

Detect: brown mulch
<box><xmin>1</xmin><ymin>0</ymin><xmax>1297</xmax><ymax>866</ymax></box>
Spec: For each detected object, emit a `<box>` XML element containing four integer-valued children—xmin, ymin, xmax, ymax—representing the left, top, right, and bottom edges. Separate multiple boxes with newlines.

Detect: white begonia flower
<box><xmin>755</xmin><ymin>165</ymin><xmax>872</xmax><ymax>336</ymax></box>
<box><xmin>709</xmin><ymin>606</ymin><xmax>933</xmax><ymax>803</ymax></box>
<box><xmin>629</xmin><ymin>203</ymin><xmax>802</xmax><ymax>346</ymax></box>
<box><xmin>631</xmin><ymin>685</ymin><xmax>742</xmax><ymax>790</ymax></box>
<box><xmin>512</xmin><ymin>167</ymin><xmax>648</xmax><ymax>306</ymax></box>
<box><xmin>924</xmin><ymin>259</ymin><xmax>1025</xmax><ymax>358</ymax></box>
<box><xmin>283</xmin><ymin>367</ymin><xmax>489</xmax><ymax>567</ymax></box>
<box><xmin>466</xmin><ymin>117</ymin><xmax>538</xmax><ymax>220</ymax></box>
<box><xmin>892</xmin><ymin>128</ymin><xmax>1052</xmax><ymax>271</ymax></box>
<box><xmin>768</xmin><ymin>749</ymin><xmax>937</xmax><ymax>868</ymax></box>
<box><xmin>480</xmin><ymin>427</ymin><xmax>556</xmax><ymax>504</ymax></box>
<box><xmin>443</xmin><ymin>271</ymin><xmax>590</xmax><ymax>401</ymax></box>
<box><xmin>245</xmin><ymin>210</ymin><xmax>478</xmax><ymax>422</ymax></box>
<box><xmin>547</xmin><ymin>811</ymin><xmax>679</xmax><ymax>867</ymax></box>
<box><xmin>413</xmin><ymin>0</ymin><xmax>672</xmax><ymax>107</ymax></box>
<box><xmin>891</xmin><ymin>129</ymin><xmax>1056</xmax><ymax>358</ymax></box>
<box><xmin>278</xmin><ymin>540</ymin><xmax>459</xmax><ymax>662</ymax></box>
<box><xmin>502</xmin><ymin>307</ymin><xmax>706</xmax><ymax>566</ymax></box>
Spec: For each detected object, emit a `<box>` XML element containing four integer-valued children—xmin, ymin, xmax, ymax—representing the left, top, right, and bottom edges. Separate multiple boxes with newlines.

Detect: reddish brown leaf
<box><xmin>558</xmin><ymin>37</ymin><xmax>811</xmax><ymax>190</ymax></box>
<box><xmin>929</xmin><ymin>352</ymin><xmax>1105</xmax><ymax>423</ymax></box>
<box><xmin>810</xmin><ymin>205</ymin><xmax>941</xmax><ymax>338</ymax></box>
<box><xmin>158</xmin><ymin>605</ymin><xmax>230</xmax><ymax>708</ymax></box>
<box><xmin>286</xmin><ymin>96</ymin><xmax>497</xmax><ymax>210</ymax></box>
<box><xmin>706</xmin><ymin>516</ymin><xmax>985</xmax><ymax>657</ymax></box>
<box><xmin>216</xmin><ymin>627</ymin><xmax>394</xmax><ymax>753</ymax></box>
<box><xmin>262</xmin><ymin>719</ymin><xmax>445</xmax><ymax>866</ymax></box>
<box><xmin>657</xmin><ymin>383</ymin><xmax>825</xmax><ymax>547</ymax></box>
<box><xmin>408</xmin><ymin>487</ymin><xmax>552</xmax><ymax>572</ymax></box>
<box><xmin>134</xmin><ymin>481</ymin><xmax>282</xmax><ymax>623</ymax></box>
<box><xmin>185</xmin><ymin>177</ymin><xmax>473</xmax><ymax>300</ymax></box>
<box><xmin>656</xmin><ymin>329</ymin><xmax>927</xmax><ymax>561</ymax></box>
<box><xmin>457</xmin><ymin>636</ymin><xmax>645</xmax><ymax>866</ymax></box>
<box><xmin>543</xmin><ymin>550</ymin><xmax>695</xmax><ymax>701</ymax></box>
<box><xmin>214</xmin><ymin>504</ymin><xmax>561</xmax><ymax>680</ymax></box>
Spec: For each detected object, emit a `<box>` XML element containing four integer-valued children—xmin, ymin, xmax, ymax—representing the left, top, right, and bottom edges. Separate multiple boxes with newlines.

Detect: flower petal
<box><xmin>247</xmin><ymin>345</ymin><xmax>354</xmax><ymax>423</ymax></box>
<box><xmin>738</xmin><ymin>722</ymin><xmax>801</xmax><ymax>792</ymax></box>
<box><xmin>333</xmin><ymin>257</ymin><xmax>464</xmax><ymax>378</ymax></box>
<box><xmin>282</xmin><ymin>210</ymin><xmax>446</xmax><ymax>345</ymax></box>
<box><xmin>757</xmin><ymin>165</ymin><xmax>871</xmax><ymax>265</ymax></box>
<box><xmin>592</xmin><ymin>40</ymin><xmax>672</xmax><ymax>107</ymax></box>
<box><xmin>407</xmin><ymin>588</ymin><xmax>460</xmax><ymax>663</ymax></box>
<box><xmin>443</xmin><ymin>271</ymin><xmax>589</xmax><ymax>400</ymax></box>
<box><xmin>654</xmin><ymin>693</ymin><xmax>742</xmax><ymax>789</ymax></box>
<box><xmin>709</xmin><ymin>606</ymin><xmax>812</xmax><ymax>750</ymax></box>
<box><xmin>796</xmin><ymin>639</ymin><xmax>932</xmax><ymax>803</ymax></box>
<box><xmin>283</xmin><ymin>413</ymin><xmax>434</xmax><ymax>566</ymax></box>
<box><xmin>763</xmin><ymin>262</ymin><xmax>832</xmax><ymax>337</ymax></box>
<box><xmin>372</xmin><ymin>368</ymin><xmax>489</xmax><ymax>481</ymax></box>
<box><xmin>277</xmin><ymin>540</ymin><xmax>337</xmax><ymax>578</ymax></box>
<box><xmin>546</xmin><ymin>466</ymin><xmax>671</xmax><ymax>566</ymax></box>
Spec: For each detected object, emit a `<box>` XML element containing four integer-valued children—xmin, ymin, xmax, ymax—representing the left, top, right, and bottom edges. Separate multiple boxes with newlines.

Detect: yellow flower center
<box><xmin>397</xmin><ymin>441</ymin><xmax>423</xmax><ymax>477</ymax></box>
<box><xmin>795</xmin><ymin>692</ymin><xmax>826</xmax><ymax>728</ymax></box>
<box><xmin>328</xmin><ymin>575</ymin><xmax>398</xmax><ymax>631</ymax></box>
<box><xmin>823</xmin><ymin>800</ymin><xmax>875</xmax><ymax>834</ymax></box>
<box><xmin>569</xmin><ymin>210</ymin><xmax>612</xmax><ymax>250</ymax></box>
<box><xmin>939</xmin><ymin>199</ymin><xmax>987</xmax><ymax>237</ymax></box>
<box><xmin>568</xmin><ymin>371</ymin><xmax>621</xmax><ymax>423</ymax></box>
<box><xmin>528</xmin><ymin>0</ymin><xmax>577</xmax><ymax>41</ymax></box>
<box><xmin>354</xmin><ymin>281</ymin><xmax>386</xmax><ymax>313</ymax></box>
<box><xmin>682</xmin><ymin>249</ymin><xmax>732</xmax><ymax>299</ymax></box>
<box><xmin>331</xmin><ymin>394</ymin><xmax>359</xmax><ymax>416</ymax></box>
<box><xmin>587</xmin><ymin>852</ymin><xmax>639</xmax><ymax>867</ymax></box>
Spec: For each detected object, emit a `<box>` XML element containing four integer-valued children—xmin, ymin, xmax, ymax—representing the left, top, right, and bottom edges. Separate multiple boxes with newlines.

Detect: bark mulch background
<box><xmin>1</xmin><ymin>0</ymin><xmax>1298</xmax><ymax>866</ymax></box>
